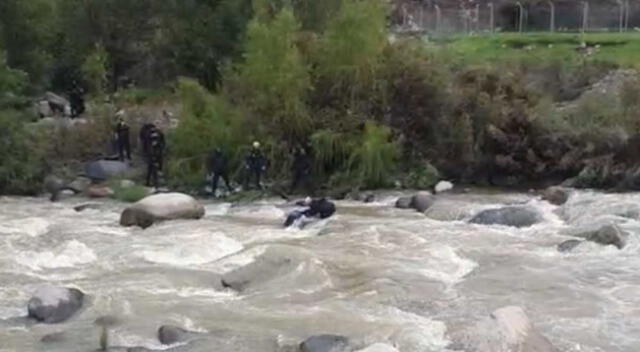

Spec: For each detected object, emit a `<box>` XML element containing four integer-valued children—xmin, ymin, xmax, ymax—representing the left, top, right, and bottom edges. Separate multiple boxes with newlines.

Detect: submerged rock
<box><xmin>221</xmin><ymin>246</ymin><xmax>303</xmax><ymax>292</ymax></box>
<box><xmin>410</xmin><ymin>192</ymin><xmax>435</xmax><ymax>213</ymax></box>
<box><xmin>395</xmin><ymin>196</ymin><xmax>412</xmax><ymax>209</ymax></box>
<box><xmin>454</xmin><ymin>306</ymin><xmax>555</xmax><ymax>352</ymax></box>
<box><xmin>585</xmin><ymin>224</ymin><xmax>628</xmax><ymax>249</ymax></box>
<box><xmin>158</xmin><ymin>325</ymin><xmax>199</xmax><ymax>345</ymax></box>
<box><xmin>300</xmin><ymin>334</ymin><xmax>350</xmax><ymax>352</ymax></box>
<box><xmin>542</xmin><ymin>186</ymin><xmax>570</xmax><ymax>206</ymax></box>
<box><xmin>27</xmin><ymin>286</ymin><xmax>84</xmax><ymax>323</ymax></box>
<box><xmin>120</xmin><ymin>193</ymin><xmax>205</xmax><ymax>229</ymax></box>
<box><xmin>470</xmin><ymin>207</ymin><xmax>542</xmax><ymax>228</ymax></box>
<box><xmin>557</xmin><ymin>239</ymin><xmax>582</xmax><ymax>252</ymax></box>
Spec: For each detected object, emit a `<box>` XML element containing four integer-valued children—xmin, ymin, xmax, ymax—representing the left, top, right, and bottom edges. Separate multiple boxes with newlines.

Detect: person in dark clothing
<box><xmin>139</xmin><ymin>123</ymin><xmax>155</xmax><ymax>158</ymax></box>
<box><xmin>284</xmin><ymin>197</ymin><xmax>336</xmax><ymax>227</ymax></box>
<box><xmin>114</xmin><ymin>113</ymin><xmax>131</xmax><ymax>161</ymax></box>
<box><xmin>290</xmin><ymin>146</ymin><xmax>312</xmax><ymax>194</ymax></box>
<box><xmin>244</xmin><ymin>141</ymin><xmax>267</xmax><ymax>190</ymax></box>
<box><xmin>209</xmin><ymin>148</ymin><xmax>233</xmax><ymax>196</ymax></box>
<box><xmin>146</xmin><ymin>126</ymin><xmax>165</xmax><ymax>188</ymax></box>
<box><xmin>68</xmin><ymin>81</ymin><xmax>85</xmax><ymax>118</ymax></box>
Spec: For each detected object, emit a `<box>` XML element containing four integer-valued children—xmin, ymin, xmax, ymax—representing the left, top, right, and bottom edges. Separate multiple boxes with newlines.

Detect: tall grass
<box><xmin>348</xmin><ymin>122</ymin><xmax>398</xmax><ymax>188</ymax></box>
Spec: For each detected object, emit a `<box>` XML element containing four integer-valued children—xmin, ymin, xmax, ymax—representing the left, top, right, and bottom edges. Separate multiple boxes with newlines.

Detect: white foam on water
<box><xmin>14</xmin><ymin>240</ymin><xmax>97</xmax><ymax>270</ymax></box>
<box><xmin>377</xmin><ymin>306</ymin><xmax>449</xmax><ymax>351</ymax></box>
<box><xmin>415</xmin><ymin>245</ymin><xmax>478</xmax><ymax>285</ymax></box>
<box><xmin>205</xmin><ymin>202</ymin><xmax>232</xmax><ymax>216</ymax></box>
<box><xmin>138</xmin><ymin>232</ymin><xmax>243</xmax><ymax>266</ymax></box>
<box><xmin>0</xmin><ymin>217</ymin><xmax>49</xmax><ymax>237</ymax></box>
<box><xmin>230</xmin><ymin>205</ymin><xmax>285</xmax><ymax>219</ymax></box>
<box><xmin>110</xmin><ymin>330</ymin><xmax>183</xmax><ymax>351</ymax></box>
<box><xmin>148</xmin><ymin>287</ymin><xmax>237</xmax><ymax>301</ymax></box>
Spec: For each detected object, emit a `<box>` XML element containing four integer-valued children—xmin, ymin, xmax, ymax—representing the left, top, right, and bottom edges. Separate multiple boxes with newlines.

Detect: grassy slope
<box><xmin>438</xmin><ymin>32</ymin><xmax>640</xmax><ymax>67</ymax></box>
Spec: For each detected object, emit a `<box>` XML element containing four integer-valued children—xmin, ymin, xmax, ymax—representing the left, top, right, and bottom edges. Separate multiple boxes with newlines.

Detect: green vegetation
<box><xmin>112</xmin><ymin>185</ymin><xmax>149</xmax><ymax>203</ymax></box>
<box><xmin>3</xmin><ymin>0</ymin><xmax>640</xmax><ymax>196</ymax></box>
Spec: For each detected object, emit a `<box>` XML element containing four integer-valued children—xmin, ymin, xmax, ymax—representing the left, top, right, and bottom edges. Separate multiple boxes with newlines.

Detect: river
<box><xmin>0</xmin><ymin>190</ymin><xmax>638</xmax><ymax>351</ymax></box>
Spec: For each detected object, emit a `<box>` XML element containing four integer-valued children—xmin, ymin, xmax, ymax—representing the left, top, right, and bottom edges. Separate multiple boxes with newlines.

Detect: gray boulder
<box><xmin>120</xmin><ymin>193</ymin><xmax>205</xmax><ymax>229</ymax></box>
<box><xmin>300</xmin><ymin>335</ymin><xmax>350</xmax><ymax>352</ymax></box>
<box><xmin>221</xmin><ymin>246</ymin><xmax>303</xmax><ymax>292</ymax></box>
<box><xmin>27</xmin><ymin>286</ymin><xmax>84</xmax><ymax>323</ymax></box>
<box><xmin>158</xmin><ymin>325</ymin><xmax>199</xmax><ymax>345</ymax></box>
<box><xmin>454</xmin><ymin>306</ymin><xmax>555</xmax><ymax>352</ymax></box>
<box><xmin>44</xmin><ymin>175</ymin><xmax>64</xmax><ymax>202</ymax></box>
<box><xmin>470</xmin><ymin>207</ymin><xmax>542</xmax><ymax>228</ymax></box>
<box><xmin>67</xmin><ymin>177</ymin><xmax>92</xmax><ymax>194</ymax></box>
<box><xmin>557</xmin><ymin>239</ymin><xmax>582</xmax><ymax>253</ymax></box>
<box><xmin>85</xmin><ymin>160</ymin><xmax>129</xmax><ymax>181</ymax></box>
<box><xmin>542</xmin><ymin>186</ymin><xmax>569</xmax><ymax>206</ymax></box>
<box><xmin>395</xmin><ymin>197</ymin><xmax>412</xmax><ymax>209</ymax></box>
<box><xmin>585</xmin><ymin>224</ymin><xmax>628</xmax><ymax>249</ymax></box>
<box><xmin>410</xmin><ymin>192</ymin><xmax>435</xmax><ymax>212</ymax></box>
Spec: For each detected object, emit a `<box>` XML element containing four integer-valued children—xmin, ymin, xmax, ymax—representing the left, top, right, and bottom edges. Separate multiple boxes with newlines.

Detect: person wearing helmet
<box><xmin>114</xmin><ymin>111</ymin><xmax>131</xmax><ymax>161</ymax></box>
<box><xmin>284</xmin><ymin>197</ymin><xmax>336</xmax><ymax>228</ymax></box>
<box><xmin>208</xmin><ymin>147</ymin><xmax>233</xmax><ymax>197</ymax></box>
<box><xmin>243</xmin><ymin>141</ymin><xmax>267</xmax><ymax>190</ymax></box>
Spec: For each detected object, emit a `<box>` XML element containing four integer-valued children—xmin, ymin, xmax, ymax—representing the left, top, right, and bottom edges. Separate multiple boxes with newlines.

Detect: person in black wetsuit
<box><xmin>145</xmin><ymin>126</ymin><xmax>165</xmax><ymax>188</ymax></box>
<box><xmin>208</xmin><ymin>148</ymin><xmax>233</xmax><ymax>196</ymax></box>
<box><xmin>284</xmin><ymin>197</ymin><xmax>336</xmax><ymax>227</ymax></box>
<box><xmin>114</xmin><ymin>112</ymin><xmax>131</xmax><ymax>161</ymax></box>
<box><xmin>139</xmin><ymin>123</ymin><xmax>155</xmax><ymax>158</ymax></box>
<box><xmin>68</xmin><ymin>81</ymin><xmax>85</xmax><ymax>118</ymax></box>
<box><xmin>290</xmin><ymin>146</ymin><xmax>312</xmax><ymax>194</ymax></box>
<box><xmin>243</xmin><ymin>141</ymin><xmax>267</xmax><ymax>190</ymax></box>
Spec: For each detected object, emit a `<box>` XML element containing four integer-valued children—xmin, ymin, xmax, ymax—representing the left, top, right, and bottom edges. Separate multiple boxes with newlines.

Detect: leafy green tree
<box><xmin>348</xmin><ymin>122</ymin><xmax>398</xmax><ymax>188</ymax></box>
<box><xmin>168</xmin><ymin>78</ymin><xmax>248</xmax><ymax>188</ymax></box>
<box><xmin>235</xmin><ymin>7</ymin><xmax>310</xmax><ymax>142</ymax></box>
<box><xmin>81</xmin><ymin>43</ymin><xmax>109</xmax><ymax>96</ymax></box>
<box><xmin>315</xmin><ymin>0</ymin><xmax>388</xmax><ymax>94</ymax></box>
<box><xmin>0</xmin><ymin>51</ymin><xmax>28</xmax><ymax>108</ymax></box>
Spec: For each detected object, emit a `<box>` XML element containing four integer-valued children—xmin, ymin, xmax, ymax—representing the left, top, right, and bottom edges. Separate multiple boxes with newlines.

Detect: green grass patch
<box><xmin>111</xmin><ymin>184</ymin><xmax>150</xmax><ymax>203</ymax></box>
<box><xmin>438</xmin><ymin>32</ymin><xmax>640</xmax><ymax>67</ymax></box>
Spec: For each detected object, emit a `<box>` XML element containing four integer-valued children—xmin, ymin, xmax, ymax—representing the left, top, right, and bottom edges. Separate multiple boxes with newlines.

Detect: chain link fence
<box><xmin>392</xmin><ymin>1</ymin><xmax>640</xmax><ymax>35</ymax></box>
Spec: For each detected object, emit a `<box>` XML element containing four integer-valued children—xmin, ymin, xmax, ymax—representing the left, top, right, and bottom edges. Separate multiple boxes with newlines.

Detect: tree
<box><xmin>81</xmin><ymin>44</ymin><xmax>109</xmax><ymax>96</ymax></box>
<box><xmin>235</xmin><ymin>7</ymin><xmax>311</xmax><ymax>142</ymax></box>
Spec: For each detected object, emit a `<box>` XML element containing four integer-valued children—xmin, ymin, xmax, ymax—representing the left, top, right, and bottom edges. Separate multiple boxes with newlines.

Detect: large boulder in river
<box><xmin>454</xmin><ymin>306</ymin><xmax>555</xmax><ymax>352</ymax></box>
<box><xmin>158</xmin><ymin>325</ymin><xmax>199</xmax><ymax>345</ymax></box>
<box><xmin>85</xmin><ymin>160</ymin><xmax>129</xmax><ymax>181</ymax></box>
<box><xmin>300</xmin><ymin>335</ymin><xmax>350</xmax><ymax>352</ymax></box>
<box><xmin>470</xmin><ymin>207</ymin><xmax>542</xmax><ymax>228</ymax></box>
<box><xmin>120</xmin><ymin>193</ymin><xmax>205</xmax><ymax>228</ymax></box>
<box><xmin>541</xmin><ymin>186</ymin><xmax>569</xmax><ymax>206</ymax></box>
<box><xmin>27</xmin><ymin>286</ymin><xmax>84</xmax><ymax>323</ymax></box>
<box><xmin>410</xmin><ymin>192</ymin><xmax>435</xmax><ymax>212</ymax></box>
<box><xmin>584</xmin><ymin>224</ymin><xmax>628</xmax><ymax>249</ymax></box>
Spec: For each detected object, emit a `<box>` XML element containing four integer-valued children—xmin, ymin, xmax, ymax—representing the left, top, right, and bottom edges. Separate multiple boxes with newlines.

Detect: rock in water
<box><xmin>455</xmin><ymin>306</ymin><xmax>555</xmax><ymax>352</ymax></box>
<box><xmin>411</xmin><ymin>192</ymin><xmax>435</xmax><ymax>212</ymax></box>
<box><xmin>120</xmin><ymin>193</ymin><xmax>205</xmax><ymax>229</ymax></box>
<box><xmin>27</xmin><ymin>286</ymin><xmax>84</xmax><ymax>323</ymax></box>
<box><xmin>542</xmin><ymin>186</ymin><xmax>569</xmax><ymax>206</ymax></box>
<box><xmin>586</xmin><ymin>224</ymin><xmax>628</xmax><ymax>249</ymax></box>
<box><xmin>557</xmin><ymin>239</ymin><xmax>582</xmax><ymax>252</ymax></box>
<box><xmin>67</xmin><ymin>177</ymin><xmax>92</xmax><ymax>194</ymax></box>
<box><xmin>434</xmin><ymin>181</ymin><xmax>454</xmax><ymax>194</ymax></box>
<box><xmin>85</xmin><ymin>160</ymin><xmax>129</xmax><ymax>181</ymax></box>
<box><xmin>221</xmin><ymin>246</ymin><xmax>303</xmax><ymax>292</ymax></box>
<box><xmin>395</xmin><ymin>197</ymin><xmax>412</xmax><ymax>209</ymax></box>
<box><xmin>300</xmin><ymin>335</ymin><xmax>350</xmax><ymax>352</ymax></box>
<box><xmin>354</xmin><ymin>343</ymin><xmax>399</xmax><ymax>352</ymax></box>
<box><xmin>470</xmin><ymin>207</ymin><xmax>542</xmax><ymax>228</ymax></box>
<box><xmin>86</xmin><ymin>185</ymin><xmax>115</xmax><ymax>198</ymax></box>
<box><xmin>158</xmin><ymin>325</ymin><xmax>196</xmax><ymax>345</ymax></box>
<box><xmin>44</xmin><ymin>175</ymin><xmax>64</xmax><ymax>201</ymax></box>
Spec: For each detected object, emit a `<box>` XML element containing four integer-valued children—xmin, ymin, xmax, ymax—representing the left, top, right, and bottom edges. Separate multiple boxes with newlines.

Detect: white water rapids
<box><xmin>0</xmin><ymin>190</ymin><xmax>639</xmax><ymax>351</ymax></box>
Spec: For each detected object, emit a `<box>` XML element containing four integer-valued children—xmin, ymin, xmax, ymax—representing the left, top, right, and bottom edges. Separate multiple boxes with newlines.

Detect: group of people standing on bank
<box><xmin>111</xmin><ymin>111</ymin><xmax>314</xmax><ymax>195</ymax></box>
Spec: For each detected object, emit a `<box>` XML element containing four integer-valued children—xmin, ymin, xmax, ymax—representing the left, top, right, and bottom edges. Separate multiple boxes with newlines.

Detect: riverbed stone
<box><xmin>86</xmin><ymin>185</ymin><xmax>114</xmax><ymax>198</ymax></box>
<box><xmin>395</xmin><ymin>197</ymin><xmax>412</xmax><ymax>209</ymax></box>
<box><xmin>585</xmin><ymin>224</ymin><xmax>628</xmax><ymax>249</ymax></box>
<box><xmin>470</xmin><ymin>206</ymin><xmax>542</xmax><ymax>228</ymax></box>
<box><xmin>300</xmin><ymin>334</ymin><xmax>350</xmax><ymax>352</ymax></box>
<box><xmin>67</xmin><ymin>177</ymin><xmax>92</xmax><ymax>194</ymax></box>
<box><xmin>354</xmin><ymin>343</ymin><xmax>399</xmax><ymax>352</ymax></box>
<box><xmin>158</xmin><ymin>325</ymin><xmax>198</xmax><ymax>345</ymax></box>
<box><xmin>44</xmin><ymin>175</ymin><xmax>64</xmax><ymax>201</ymax></box>
<box><xmin>410</xmin><ymin>192</ymin><xmax>435</xmax><ymax>212</ymax></box>
<box><xmin>120</xmin><ymin>193</ymin><xmax>205</xmax><ymax>229</ymax></box>
<box><xmin>542</xmin><ymin>186</ymin><xmax>570</xmax><ymax>206</ymax></box>
<box><xmin>454</xmin><ymin>306</ymin><xmax>555</xmax><ymax>352</ymax></box>
<box><xmin>221</xmin><ymin>248</ymin><xmax>300</xmax><ymax>292</ymax></box>
<box><xmin>434</xmin><ymin>181</ymin><xmax>454</xmax><ymax>193</ymax></box>
<box><xmin>27</xmin><ymin>286</ymin><xmax>84</xmax><ymax>323</ymax></box>
<box><xmin>557</xmin><ymin>239</ymin><xmax>582</xmax><ymax>252</ymax></box>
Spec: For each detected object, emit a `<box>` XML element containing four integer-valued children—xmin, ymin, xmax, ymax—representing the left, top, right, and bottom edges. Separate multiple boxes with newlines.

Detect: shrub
<box><xmin>112</xmin><ymin>185</ymin><xmax>149</xmax><ymax>203</ymax></box>
<box><xmin>404</xmin><ymin>162</ymin><xmax>441</xmax><ymax>190</ymax></box>
<box><xmin>348</xmin><ymin>122</ymin><xmax>398</xmax><ymax>188</ymax></box>
<box><xmin>0</xmin><ymin>110</ymin><xmax>45</xmax><ymax>195</ymax></box>
<box><xmin>168</xmin><ymin>78</ymin><xmax>248</xmax><ymax>189</ymax></box>
<box><xmin>81</xmin><ymin>43</ymin><xmax>109</xmax><ymax>97</ymax></box>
